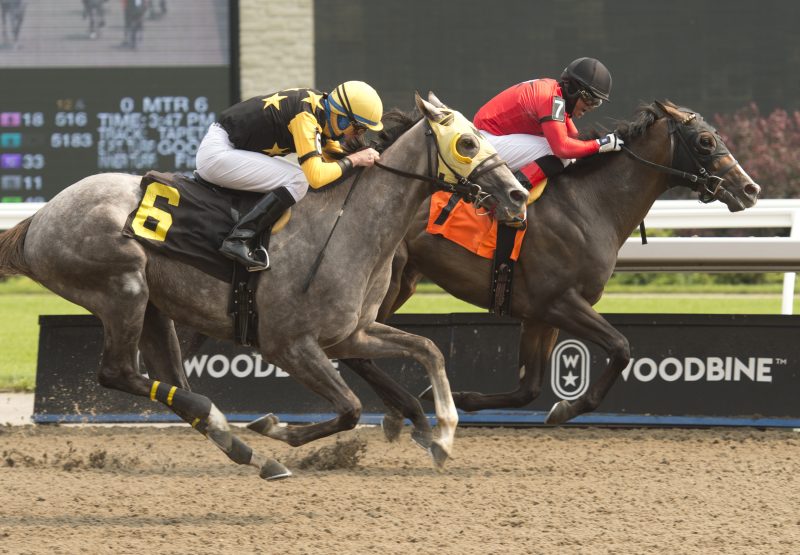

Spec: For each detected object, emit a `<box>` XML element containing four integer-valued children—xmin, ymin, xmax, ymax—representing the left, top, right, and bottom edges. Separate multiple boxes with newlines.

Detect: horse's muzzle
<box><xmin>715</xmin><ymin>182</ymin><xmax>760</xmax><ymax>212</ymax></box>
<box><xmin>505</xmin><ymin>212</ymin><xmax>528</xmax><ymax>228</ymax></box>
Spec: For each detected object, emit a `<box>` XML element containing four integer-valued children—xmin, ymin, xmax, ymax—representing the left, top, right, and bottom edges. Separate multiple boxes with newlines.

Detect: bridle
<box><xmin>621</xmin><ymin>108</ymin><xmax>739</xmax><ymax>204</ymax></box>
<box><xmin>301</xmin><ymin>117</ymin><xmax>512</xmax><ymax>293</ymax></box>
<box><xmin>374</xmin><ymin>118</ymin><xmax>509</xmax><ymax>209</ymax></box>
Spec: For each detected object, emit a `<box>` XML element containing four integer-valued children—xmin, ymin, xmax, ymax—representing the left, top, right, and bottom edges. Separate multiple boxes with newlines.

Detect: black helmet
<box><xmin>560</xmin><ymin>57</ymin><xmax>612</xmax><ymax>101</ymax></box>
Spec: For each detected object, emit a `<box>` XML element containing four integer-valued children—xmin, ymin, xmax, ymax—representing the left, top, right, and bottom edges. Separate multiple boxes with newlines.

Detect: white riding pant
<box><xmin>479</xmin><ymin>131</ymin><xmax>555</xmax><ymax>172</ymax></box>
<box><xmin>195</xmin><ymin>123</ymin><xmax>309</xmax><ymax>202</ymax></box>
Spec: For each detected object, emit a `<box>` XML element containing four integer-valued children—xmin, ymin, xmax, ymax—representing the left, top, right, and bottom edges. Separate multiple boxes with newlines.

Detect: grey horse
<box><xmin>0</xmin><ymin>93</ymin><xmax>528</xmax><ymax>480</ymax></box>
<box><xmin>343</xmin><ymin>100</ymin><xmax>761</xmax><ymax>440</ymax></box>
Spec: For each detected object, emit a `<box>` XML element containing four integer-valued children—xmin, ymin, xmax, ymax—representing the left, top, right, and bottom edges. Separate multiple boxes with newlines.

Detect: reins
<box><xmin>301</xmin><ymin>117</ymin><xmax>512</xmax><ymax>293</ymax></box>
<box><xmin>620</xmin><ymin>111</ymin><xmax>739</xmax><ymax>244</ymax></box>
<box><xmin>621</xmin><ymin>143</ymin><xmax>710</xmax><ymax>187</ymax></box>
<box><xmin>621</xmin><ymin>141</ymin><xmax>693</xmax><ymax>244</ymax></box>
<box><xmin>620</xmin><ymin>115</ymin><xmax>737</xmax><ymax>197</ymax></box>
<box><xmin>374</xmin><ymin>121</ymin><xmax>507</xmax><ymax>205</ymax></box>
<box><xmin>301</xmin><ymin>167</ymin><xmax>366</xmax><ymax>293</ymax></box>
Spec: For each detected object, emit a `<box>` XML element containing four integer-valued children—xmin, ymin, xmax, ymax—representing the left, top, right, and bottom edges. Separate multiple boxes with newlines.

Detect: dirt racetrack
<box><xmin>0</xmin><ymin>424</ymin><xmax>798</xmax><ymax>554</ymax></box>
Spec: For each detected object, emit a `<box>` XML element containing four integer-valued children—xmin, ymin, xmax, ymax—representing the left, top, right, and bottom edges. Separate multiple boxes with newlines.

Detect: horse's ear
<box><xmin>655</xmin><ymin>100</ymin><xmax>683</xmax><ymax>120</ymax></box>
<box><xmin>415</xmin><ymin>91</ymin><xmax>448</xmax><ymax>123</ymax></box>
<box><xmin>427</xmin><ymin>91</ymin><xmax>448</xmax><ymax>109</ymax></box>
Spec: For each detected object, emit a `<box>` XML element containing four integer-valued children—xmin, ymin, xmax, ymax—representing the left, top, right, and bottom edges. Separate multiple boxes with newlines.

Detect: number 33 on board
<box><xmin>130</xmin><ymin>182</ymin><xmax>180</xmax><ymax>242</ymax></box>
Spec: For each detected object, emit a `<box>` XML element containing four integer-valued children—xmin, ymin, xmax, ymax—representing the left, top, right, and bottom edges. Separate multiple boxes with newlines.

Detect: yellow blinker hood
<box><xmin>427</xmin><ymin>109</ymin><xmax>498</xmax><ymax>184</ymax></box>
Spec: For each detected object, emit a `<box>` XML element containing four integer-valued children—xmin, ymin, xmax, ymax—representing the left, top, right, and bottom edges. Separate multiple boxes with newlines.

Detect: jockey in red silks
<box><xmin>473</xmin><ymin>57</ymin><xmax>623</xmax><ymax>189</ymax></box>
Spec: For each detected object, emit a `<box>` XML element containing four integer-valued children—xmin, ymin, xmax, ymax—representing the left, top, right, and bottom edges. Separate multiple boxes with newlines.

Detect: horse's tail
<box><xmin>0</xmin><ymin>217</ymin><xmax>33</xmax><ymax>278</ymax></box>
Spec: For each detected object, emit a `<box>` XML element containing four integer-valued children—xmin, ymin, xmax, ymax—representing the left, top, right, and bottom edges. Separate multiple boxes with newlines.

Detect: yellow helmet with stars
<box><xmin>327</xmin><ymin>81</ymin><xmax>384</xmax><ymax>132</ymax></box>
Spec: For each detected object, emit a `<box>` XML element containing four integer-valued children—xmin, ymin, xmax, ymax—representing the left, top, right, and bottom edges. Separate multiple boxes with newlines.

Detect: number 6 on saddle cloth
<box><xmin>124</xmin><ymin>170</ymin><xmax>291</xmax><ymax>283</ymax></box>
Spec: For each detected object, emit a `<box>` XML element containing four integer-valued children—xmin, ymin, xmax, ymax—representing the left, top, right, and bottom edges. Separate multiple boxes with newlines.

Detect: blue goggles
<box><xmin>336</xmin><ymin>114</ymin><xmax>367</xmax><ymax>133</ymax></box>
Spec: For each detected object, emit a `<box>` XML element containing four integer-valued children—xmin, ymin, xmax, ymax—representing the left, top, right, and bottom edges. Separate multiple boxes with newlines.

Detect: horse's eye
<box><xmin>696</xmin><ymin>133</ymin><xmax>716</xmax><ymax>154</ymax></box>
<box><xmin>456</xmin><ymin>133</ymin><xmax>480</xmax><ymax>158</ymax></box>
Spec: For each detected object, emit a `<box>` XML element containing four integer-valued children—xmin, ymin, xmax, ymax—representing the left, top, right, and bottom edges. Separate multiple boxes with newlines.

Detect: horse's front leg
<box><xmin>340</xmin><ymin>247</ymin><xmax>431</xmax><ymax>444</ymax></box>
<box><xmin>444</xmin><ymin>320</ymin><xmax>559</xmax><ymax>412</ymax></box>
<box><xmin>341</xmin><ymin>358</ymin><xmax>432</xmax><ymax>446</ymax></box>
<box><xmin>375</xmin><ymin>240</ymin><xmax>414</xmax><ymax>321</ymax></box>
<box><xmin>329</xmin><ymin>323</ymin><xmax>457</xmax><ymax>469</ymax></box>
<box><xmin>543</xmin><ymin>289</ymin><xmax>631</xmax><ymax>424</ymax></box>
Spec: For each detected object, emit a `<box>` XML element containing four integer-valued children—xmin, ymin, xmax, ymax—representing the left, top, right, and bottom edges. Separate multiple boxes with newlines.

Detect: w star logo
<box><xmin>551</xmin><ymin>340</ymin><xmax>590</xmax><ymax>400</ymax></box>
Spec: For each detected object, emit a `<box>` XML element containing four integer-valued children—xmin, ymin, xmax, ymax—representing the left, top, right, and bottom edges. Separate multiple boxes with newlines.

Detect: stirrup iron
<box><xmin>248</xmin><ymin>246</ymin><xmax>270</xmax><ymax>272</ymax></box>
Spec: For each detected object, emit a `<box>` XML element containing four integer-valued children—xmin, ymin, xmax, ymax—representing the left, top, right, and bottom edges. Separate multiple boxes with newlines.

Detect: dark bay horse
<box><xmin>0</xmin><ymin>93</ymin><xmax>528</xmax><ymax>480</ymax></box>
<box><xmin>344</xmin><ymin>100</ymin><xmax>760</xmax><ymax>440</ymax></box>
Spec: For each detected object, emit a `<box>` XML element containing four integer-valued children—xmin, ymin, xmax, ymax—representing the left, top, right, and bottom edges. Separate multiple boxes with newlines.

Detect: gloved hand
<box><xmin>596</xmin><ymin>133</ymin><xmax>624</xmax><ymax>153</ymax></box>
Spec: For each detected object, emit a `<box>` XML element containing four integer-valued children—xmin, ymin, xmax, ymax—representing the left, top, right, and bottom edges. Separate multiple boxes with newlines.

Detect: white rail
<box><xmin>2</xmin><ymin>199</ymin><xmax>799</xmax><ymax>313</ymax></box>
<box><xmin>618</xmin><ymin>199</ymin><xmax>800</xmax><ymax>314</ymax></box>
<box><xmin>0</xmin><ymin>203</ymin><xmax>46</xmax><ymax>230</ymax></box>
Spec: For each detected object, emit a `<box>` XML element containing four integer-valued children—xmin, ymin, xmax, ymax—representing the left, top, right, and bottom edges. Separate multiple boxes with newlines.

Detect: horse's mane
<box><xmin>306</xmin><ymin>108</ymin><xmax>420</xmax><ymax>199</ymax></box>
<box><xmin>580</xmin><ymin>102</ymin><xmax>662</xmax><ymax>143</ymax></box>
<box><xmin>613</xmin><ymin>102</ymin><xmax>664</xmax><ymax>142</ymax></box>
<box><xmin>342</xmin><ymin>108</ymin><xmax>420</xmax><ymax>154</ymax></box>
<box><xmin>345</xmin><ymin>101</ymin><xmax>666</xmax><ymax>158</ymax></box>
<box><xmin>567</xmin><ymin>102</ymin><xmax>663</xmax><ymax>174</ymax></box>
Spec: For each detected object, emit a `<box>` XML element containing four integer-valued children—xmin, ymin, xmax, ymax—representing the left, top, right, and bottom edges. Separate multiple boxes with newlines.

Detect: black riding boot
<box><xmin>219</xmin><ymin>186</ymin><xmax>296</xmax><ymax>271</ymax></box>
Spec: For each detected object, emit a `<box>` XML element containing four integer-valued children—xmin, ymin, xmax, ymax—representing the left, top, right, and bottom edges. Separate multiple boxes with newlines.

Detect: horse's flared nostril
<box><xmin>510</xmin><ymin>189</ymin><xmax>528</xmax><ymax>204</ymax></box>
<box><xmin>745</xmin><ymin>183</ymin><xmax>761</xmax><ymax>197</ymax></box>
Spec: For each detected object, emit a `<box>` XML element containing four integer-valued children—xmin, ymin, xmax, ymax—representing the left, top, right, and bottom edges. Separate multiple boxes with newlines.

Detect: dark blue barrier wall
<box><xmin>34</xmin><ymin>313</ymin><xmax>800</xmax><ymax>427</ymax></box>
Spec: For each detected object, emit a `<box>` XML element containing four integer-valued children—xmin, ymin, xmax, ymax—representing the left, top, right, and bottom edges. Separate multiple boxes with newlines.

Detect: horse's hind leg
<box><xmin>138</xmin><ymin>302</ymin><xmax>190</xmax><ymax>390</ymax></box>
<box><xmin>248</xmin><ymin>338</ymin><xmax>364</xmax><ymax>447</ymax></box>
<box><xmin>543</xmin><ymin>289</ymin><xmax>631</xmax><ymax>425</ymax></box>
<box><xmin>441</xmin><ymin>321</ymin><xmax>559</xmax><ymax>412</ymax></box>
<box><xmin>94</xmin><ymin>279</ymin><xmax>289</xmax><ymax>480</ymax></box>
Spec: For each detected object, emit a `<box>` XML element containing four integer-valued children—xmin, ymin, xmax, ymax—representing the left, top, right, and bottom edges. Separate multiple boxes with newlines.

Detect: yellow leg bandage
<box><xmin>149</xmin><ymin>381</ymin><xmax>161</xmax><ymax>401</ymax></box>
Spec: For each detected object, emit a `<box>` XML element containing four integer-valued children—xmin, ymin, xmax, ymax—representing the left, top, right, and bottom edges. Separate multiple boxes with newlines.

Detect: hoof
<box><xmin>429</xmin><ymin>440</ymin><xmax>450</xmax><ymax>470</ymax></box>
<box><xmin>545</xmin><ymin>400</ymin><xmax>572</xmax><ymax>425</ymax></box>
<box><xmin>418</xmin><ymin>385</ymin><xmax>434</xmax><ymax>403</ymax></box>
<box><xmin>381</xmin><ymin>413</ymin><xmax>404</xmax><ymax>443</ymax></box>
<box><xmin>410</xmin><ymin>428</ymin><xmax>433</xmax><ymax>451</ymax></box>
<box><xmin>247</xmin><ymin>413</ymin><xmax>279</xmax><ymax>436</ymax></box>
<box><xmin>259</xmin><ymin>458</ymin><xmax>292</xmax><ymax>481</ymax></box>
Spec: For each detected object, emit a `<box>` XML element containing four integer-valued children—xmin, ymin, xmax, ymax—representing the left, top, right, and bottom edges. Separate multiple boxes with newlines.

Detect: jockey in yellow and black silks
<box><xmin>196</xmin><ymin>80</ymin><xmax>384</xmax><ymax>271</ymax></box>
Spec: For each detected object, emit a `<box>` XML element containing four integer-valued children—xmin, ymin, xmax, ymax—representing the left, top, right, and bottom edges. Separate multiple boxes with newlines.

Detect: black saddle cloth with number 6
<box><xmin>123</xmin><ymin>170</ymin><xmax>263</xmax><ymax>282</ymax></box>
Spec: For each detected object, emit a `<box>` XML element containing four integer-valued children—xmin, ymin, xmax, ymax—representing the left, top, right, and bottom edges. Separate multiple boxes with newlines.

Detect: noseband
<box><xmin>621</xmin><ymin>111</ymin><xmax>738</xmax><ymax>203</ymax></box>
<box><xmin>374</xmin><ymin>119</ymin><xmax>508</xmax><ymax>208</ymax></box>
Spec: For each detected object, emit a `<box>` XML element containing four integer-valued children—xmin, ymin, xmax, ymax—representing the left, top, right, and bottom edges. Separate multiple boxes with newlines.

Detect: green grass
<box><xmin>0</xmin><ymin>278</ymin><xmax>88</xmax><ymax>391</ymax></box>
<box><xmin>595</xmin><ymin>294</ymin><xmax>789</xmax><ymax>314</ymax></box>
<box><xmin>399</xmin><ymin>291</ymin><xmax>796</xmax><ymax>315</ymax></box>
<box><xmin>2</xmin><ymin>276</ymin><xmax>799</xmax><ymax>391</ymax></box>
